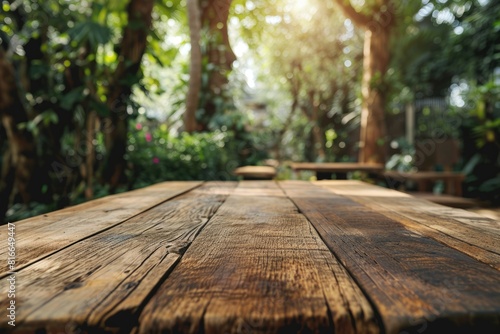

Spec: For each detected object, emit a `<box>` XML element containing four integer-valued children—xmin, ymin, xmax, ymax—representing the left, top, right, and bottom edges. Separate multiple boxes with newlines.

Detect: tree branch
<box><xmin>334</xmin><ymin>0</ymin><xmax>372</xmax><ymax>27</ymax></box>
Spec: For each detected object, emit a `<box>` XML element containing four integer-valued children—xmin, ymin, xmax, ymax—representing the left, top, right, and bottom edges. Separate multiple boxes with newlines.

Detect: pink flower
<box><xmin>145</xmin><ymin>133</ymin><xmax>152</xmax><ymax>142</ymax></box>
<box><xmin>135</xmin><ymin>123</ymin><xmax>142</xmax><ymax>130</ymax></box>
<box><xmin>152</xmin><ymin>157</ymin><xmax>160</xmax><ymax>164</ymax></box>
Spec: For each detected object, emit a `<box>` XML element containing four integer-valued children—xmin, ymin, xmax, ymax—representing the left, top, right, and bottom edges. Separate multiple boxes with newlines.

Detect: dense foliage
<box><xmin>6</xmin><ymin>121</ymin><xmax>265</xmax><ymax>222</ymax></box>
<box><xmin>127</xmin><ymin>118</ymin><xmax>266</xmax><ymax>186</ymax></box>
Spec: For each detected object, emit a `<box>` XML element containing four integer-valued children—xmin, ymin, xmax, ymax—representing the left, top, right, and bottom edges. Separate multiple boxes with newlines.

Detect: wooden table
<box><xmin>384</xmin><ymin>171</ymin><xmax>466</xmax><ymax>196</ymax></box>
<box><xmin>1</xmin><ymin>181</ymin><xmax>499</xmax><ymax>334</ymax></box>
<box><xmin>291</xmin><ymin>162</ymin><xmax>384</xmax><ymax>180</ymax></box>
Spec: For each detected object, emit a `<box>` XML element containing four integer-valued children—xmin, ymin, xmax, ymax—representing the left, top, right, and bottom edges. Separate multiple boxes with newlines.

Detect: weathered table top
<box><xmin>1</xmin><ymin>181</ymin><xmax>499</xmax><ymax>334</ymax></box>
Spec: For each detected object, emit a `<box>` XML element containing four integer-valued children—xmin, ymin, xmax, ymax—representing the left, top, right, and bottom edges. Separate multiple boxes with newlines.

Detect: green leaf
<box><xmin>26</xmin><ymin>111</ymin><xmax>59</xmax><ymax>134</ymax></box>
<box><xmin>43</xmin><ymin>110</ymin><xmax>59</xmax><ymax>126</ymax></box>
<box><xmin>29</xmin><ymin>63</ymin><xmax>50</xmax><ymax>80</ymax></box>
<box><xmin>90</xmin><ymin>99</ymin><xmax>111</xmax><ymax>117</ymax></box>
<box><xmin>119</xmin><ymin>73</ymin><xmax>141</xmax><ymax>86</ymax></box>
<box><xmin>60</xmin><ymin>87</ymin><xmax>85</xmax><ymax>110</ymax></box>
<box><xmin>149</xmin><ymin>28</ymin><xmax>162</xmax><ymax>41</ymax></box>
<box><xmin>68</xmin><ymin>20</ymin><xmax>113</xmax><ymax>49</ymax></box>
<box><xmin>479</xmin><ymin>177</ymin><xmax>500</xmax><ymax>193</ymax></box>
<box><xmin>147</xmin><ymin>50</ymin><xmax>164</xmax><ymax>67</ymax></box>
<box><xmin>91</xmin><ymin>3</ymin><xmax>106</xmax><ymax>22</ymax></box>
<box><xmin>128</xmin><ymin>19</ymin><xmax>146</xmax><ymax>31</ymax></box>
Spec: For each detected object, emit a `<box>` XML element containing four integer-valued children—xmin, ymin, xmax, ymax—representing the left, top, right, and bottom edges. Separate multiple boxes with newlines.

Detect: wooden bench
<box><xmin>291</xmin><ymin>162</ymin><xmax>384</xmax><ymax>180</ymax></box>
<box><xmin>407</xmin><ymin>192</ymin><xmax>479</xmax><ymax>208</ymax></box>
<box><xmin>1</xmin><ymin>180</ymin><xmax>499</xmax><ymax>333</ymax></box>
<box><xmin>233</xmin><ymin>165</ymin><xmax>277</xmax><ymax>180</ymax></box>
<box><xmin>383</xmin><ymin>170</ymin><xmax>466</xmax><ymax>196</ymax></box>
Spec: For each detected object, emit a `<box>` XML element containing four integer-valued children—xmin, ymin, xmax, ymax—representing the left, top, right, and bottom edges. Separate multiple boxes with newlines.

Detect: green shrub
<box><xmin>126</xmin><ymin>121</ymin><xmax>266</xmax><ymax>188</ymax></box>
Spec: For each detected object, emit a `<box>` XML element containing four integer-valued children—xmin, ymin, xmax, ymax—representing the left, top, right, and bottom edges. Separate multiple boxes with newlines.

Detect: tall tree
<box><xmin>103</xmin><ymin>0</ymin><xmax>155</xmax><ymax>191</ymax></box>
<box><xmin>198</xmin><ymin>0</ymin><xmax>236</xmax><ymax>130</ymax></box>
<box><xmin>334</xmin><ymin>0</ymin><xmax>395</xmax><ymax>163</ymax></box>
<box><xmin>0</xmin><ymin>46</ymin><xmax>37</xmax><ymax>224</ymax></box>
<box><xmin>184</xmin><ymin>0</ymin><xmax>202</xmax><ymax>133</ymax></box>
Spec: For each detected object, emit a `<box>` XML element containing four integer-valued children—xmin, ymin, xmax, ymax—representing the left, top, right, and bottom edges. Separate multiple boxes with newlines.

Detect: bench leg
<box><xmin>316</xmin><ymin>172</ymin><xmax>332</xmax><ymax>180</ymax></box>
<box><xmin>335</xmin><ymin>172</ymin><xmax>348</xmax><ymax>180</ymax></box>
<box><xmin>417</xmin><ymin>180</ymin><xmax>433</xmax><ymax>192</ymax></box>
<box><xmin>453</xmin><ymin>179</ymin><xmax>463</xmax><ymax>197</ymax></box>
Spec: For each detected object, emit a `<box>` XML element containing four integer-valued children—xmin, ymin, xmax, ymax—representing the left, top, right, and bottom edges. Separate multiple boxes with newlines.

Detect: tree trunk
<box><xmin>82</xmin><ymin>48</ymin><xmax>98</xmax><ymax>200</ymax></box>
<box><xmin>85</xmin><ymin>111</ymin><xmax>97</xmax><ymax>199</ymax></box>
<box><xmin>103</xmin><ymin>0</ymin><xmax>154</xmax><ymax>191</ymax></box>
<box><xmin>274</xmin><ymin>68</ymin><xmax>301</xmax><ymax>160</ymax></box>
<box><xmin>0</xmin><ymin>49</ymin><xmax>36</xmax><ymax>224</ymax></box>
<box><xmin>198</xmin><ymin>0</ymin><xmax>237</xmax><ymax>130</ymax></box>
<box><xmin>334</xmin><ymin>0</ymin><xmax>393</xmax><ymax>164</ymax></box>
<box><xmin>358</xmin><ymin>27</ymin><xmax>390</xmax><ymax>163</ymax></box>
<box><xmin>309</xmin><ymin>92</ymin><xmax>326</xmax><ymax>161</ymax></box>
<box><xmin>301</xmin><ymin>91</ymin><xmax>326</xmax><ymax>162</ymax></box>
<box><xmin>185</xmin><ymin>0</ymin><xmax>202</xmax><ymax>133</ymax></box>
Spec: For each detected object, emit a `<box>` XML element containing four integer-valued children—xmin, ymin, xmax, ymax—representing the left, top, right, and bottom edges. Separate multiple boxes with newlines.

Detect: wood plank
<box><xmin>139</xmin><ymin>181</ymin><xmax>379</xmax><ymax>334</ymax></box>
<box><xmin>281</xmin><ymin>181</ymin><xmax>500</xmax><ymax>334</ymax></box>
<box><xmin>0</xmin><ymin>182</ymin><xmax>234</xmax><ymax>333</ymax></box>
<box><xmin>317</xmin><ymin>180</ymin><xmax>500</xmax><ymax>270</ymax></box>
<box><xmin>0</xmin><ymin>181</ymin><xmax>201</xmax><ymax>276</ymax></box>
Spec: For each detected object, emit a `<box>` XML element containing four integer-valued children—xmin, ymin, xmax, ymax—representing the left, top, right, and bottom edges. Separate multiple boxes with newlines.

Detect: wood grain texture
<box><xmin>317</xmin><ymin>180</ymin><xmax>500</xmax><ymax>270</ymax></box>
<box><xmin>0</xmin><ymin>181</ymin><xmax>201</xmax><ymax>276</ymax></box>
<box><xmin>139</xmin><ymin>181</ymin><xmax>379</xmax><ymax>334</ymax></box>
<box><xmin>0</xmin><ymin>182</ymin><xmax>233</xmax><ymax>333</ymax></box>
<box><xmin>282</xmin><ymin>181</ymin><xmax>500</xmax><ymax>334</ymax></box>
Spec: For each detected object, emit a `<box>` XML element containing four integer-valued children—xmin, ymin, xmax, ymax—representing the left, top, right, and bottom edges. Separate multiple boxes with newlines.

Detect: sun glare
<box><xmin>288</xmin><ymin>0</ymin><xmax>317</xmax><ymax>19</ymax></box>
<box><xmin>295</xmin><ymin>0</ymin><xmax>309</xmax><ymax>8</ymax></box>
<box><xmin>289</xmin><ymin>0</ymin><xmax>312</xmax><ymax>13</ymax></box>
